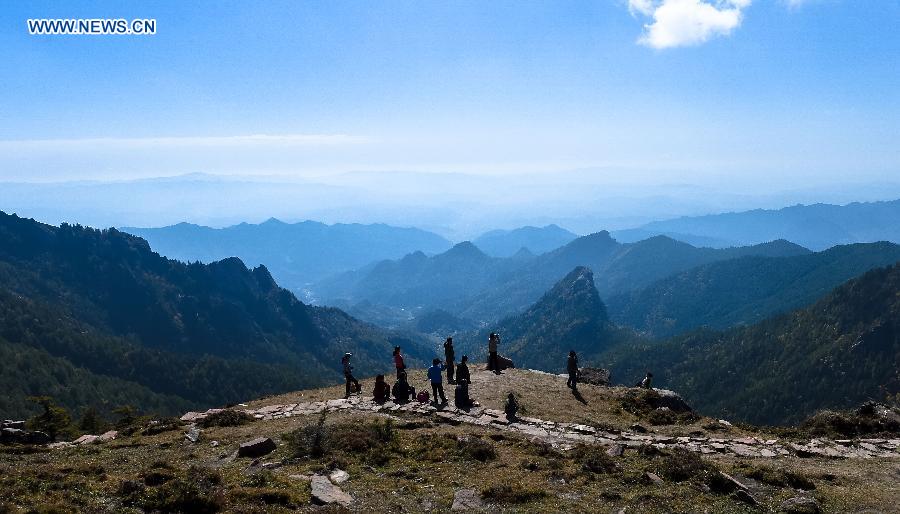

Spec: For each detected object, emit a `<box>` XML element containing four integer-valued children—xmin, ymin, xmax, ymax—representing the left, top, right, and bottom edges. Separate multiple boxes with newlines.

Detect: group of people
<box><xmin>340</xmin><ymin>335</ymin><xmax>655</xmax><ymax>410</ymax></box>
<box><xmin>340</xmin><ymin>337</ymin><xmax>476</xmax><ymax>409</ymax></box>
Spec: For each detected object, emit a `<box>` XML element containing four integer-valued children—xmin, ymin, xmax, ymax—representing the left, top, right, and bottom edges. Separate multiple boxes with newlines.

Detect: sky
<box><xmin>0</xmin><ymin>1</ymin><xmax>898</xmax><ymax>194</ymax></box>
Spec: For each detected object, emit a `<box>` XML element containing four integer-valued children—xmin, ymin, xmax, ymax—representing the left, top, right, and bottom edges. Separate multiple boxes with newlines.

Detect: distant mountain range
<box><xmin>0</xmin><ymin>212</ymin><xmax>431</xmax><ymax>419</ymax></box>
<box><xmin>472</xmin><ymin>224</ymin><xmax>578</xmax><ymax>257</ymax></box>
<box><xmin>122</xmin><ymin>219</ymin><xmax>452</xmax><ymax>292</ymax></box>
<box><xmin>314</xmin><ymin>232</ymin><xmax>810</xmax><ymax>326</ymax></box>
<box><xmin>614</xmin><ymin>199</ymin><xmax>900</xmax><ymax>251</ymax></box>
<box><xmin>603</xmin><ymin>263</ymin><xmax>900</xmax><ymax>425</ymax></box>
<box><xmin>606</xmin><ymin>242</ymin><xmax>900</xmax><ymax>337</ymax></box>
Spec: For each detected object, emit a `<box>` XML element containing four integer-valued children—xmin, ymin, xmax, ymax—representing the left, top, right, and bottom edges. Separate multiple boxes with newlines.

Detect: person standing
<box><xmin>566</xmin><ymin>350</ymin><xmax>579</xmax><ymax>390</ymax></box>
<box><xmin>393</xmin><ymin>346</ymin><xmax>405</xmax><ymax>379</ymax></box>
<box><xmin>342</xmin><ymin>352</ymin><xmax>360</xmax><ymax>399</ymax></box>
<box><xmin>427</xmin><ymin>358</ymin><xmax>448</xmax><ymax>405</ymax></box>
<box><xmin>444</xmin><ymin>337</ymin><xmax>456</xmax><ymax>384</ymax></box>
<box><xmin>639</xmin><ymin>372</ymin><xmax>653</xmax><ymax>390</ymax></box>
<box><xmin>488</xmin><ymin>333</ymin><xmax>500</xmax><ymax>373</ymax></box>
<box><xmin>455</xmin><ymin>355</ymin><xmax>471</xmax><ymax>385</ymax></box>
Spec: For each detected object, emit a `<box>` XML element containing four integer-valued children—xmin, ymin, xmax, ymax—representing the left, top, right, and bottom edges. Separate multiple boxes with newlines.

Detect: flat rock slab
<box><xmin>451</xmin><ymin>489</ymin><xmax>485</xmax><ymax>511</ymax></box>
<box><xmin>238</xmin><ymin>437</ymin><xmax>276</xmax><ymax>458</ymax></box>
<box><xmin>311</xmin><ymin>475</ymin><xmax>352</xmax><ymax>507</ymax></box>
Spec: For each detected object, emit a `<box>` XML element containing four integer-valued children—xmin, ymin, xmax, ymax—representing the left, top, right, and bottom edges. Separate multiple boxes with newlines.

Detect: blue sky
<box><xmin>0</xmin><ymin>1</ymin><xmax>898</xmax><ymax>190</ymax></box>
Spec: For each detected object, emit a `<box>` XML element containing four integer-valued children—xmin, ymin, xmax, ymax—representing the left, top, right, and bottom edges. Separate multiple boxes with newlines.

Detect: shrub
<box><xmin>77</xmin><ymin>407</ymin><xmax>106</xmax><ymax>434</ymax></box>
<box><xmin>26</xmin><ymin>396</ymin><xmax>73</xmax><ymax>441</ymax></box>
<box><xmin>647</xmin><ymin>408</ymin><xmax>676</xmax><ymax>426</ymax></box>
<box><xmin>231</xmin><ymin>487</ymin><xmax>294</xmax><ymax>506</ymax></box>
<box><xmin>481</xmin><ymin>484</ymin><xmax>547</xmax><ymax>504</ymax></box>
<box><xmin>285</xmin><ymin>414</ymin><xmax>330</xmax><ymax>458</ymax></box>
<box><xmin>620</xmin><ymin>389</ymin><xmax>662</xmax><ymax>416</ymax></box>
<box><xmin>744</xmin><ymin>465</ymin><xmax>815</xmax><ymax>490</ymax></box>
<box><xmin>657</xmin><ymin>448</ymin><xmax>716</xmax><ymax>483</ymax></box>
<box><xmin>457</xmin><ymin>437</ymin><xmax>496</xmax><ymax>462</ymax></box>
<box><xmin>576</xmin><ymin>446</ymin><xmax>618</xmax><ymax>474</ymax></box>
<box><xmin>139</xmin><ymin>466</ymin><xmax>223</xmax><ymax>514</ymax></box>
<box><xmin>197</xmin><ymin>410</ymin><xmax>255</xmax><ymax>428</ymax></box>
<box><xmin>284</xmin><ymin>415</ymin><xmax>397</xmax><ymax>460</ymax></box>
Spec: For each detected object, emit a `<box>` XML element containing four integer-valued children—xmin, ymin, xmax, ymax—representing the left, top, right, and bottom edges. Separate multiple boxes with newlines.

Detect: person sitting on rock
<box><xmin>342</xmin><ymin>352</ymin><xmax>360</xmax><ymax>399</ymax></box>
<box><xmin>566</xmin><ymin>350</ymin><xmax>579</xmax><ymax>390</ymax></box>
<box><xmin>372</xmin><ymin>374</ymin><xmax>391</xmax><ymax>404</ymax></box>
<box><xmin>456</xmin><ymin>355</ymin><xmax>471</xmax><ymax>385</ymax></box>
<box><xmin>444</xmin><ymin>337</ymin><xmax>456</xmax><ymax>384</ymax></box>
<box><xmin>392</xmin><ymin>371</ymin><xmax>415</xmax><ymax>404</ymax></box>
<box><xmin>504</xmin><ymin>392</ymin><xmax>519</xmax><ymax>421</ymax></box>
<box><xmin>392</xmin><ymin>346</ymin><xmax>405</xmax><ymax>379</ymax></box>
<box><xmin>639</xmin><ymin>372</ymin><xmax>653</xmax><ymax>390</ymax></box>
<box><xmin>427</xmin><ymin>358</ymin><xmax>448</xmax><ymax>405</ymax></box>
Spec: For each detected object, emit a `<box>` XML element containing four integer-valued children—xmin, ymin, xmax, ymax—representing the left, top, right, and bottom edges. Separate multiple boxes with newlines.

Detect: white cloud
<box><xmin>628</xmin><ymin>0</ymin><xmax>751</xmax><ymax>49</ymax></box>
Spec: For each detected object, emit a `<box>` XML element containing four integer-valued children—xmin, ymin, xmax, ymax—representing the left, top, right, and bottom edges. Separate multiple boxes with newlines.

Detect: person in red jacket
<box><xmin>392</xmin><ymin>346</ymin><xmax>405</xmax><ymax>379</ymax></box>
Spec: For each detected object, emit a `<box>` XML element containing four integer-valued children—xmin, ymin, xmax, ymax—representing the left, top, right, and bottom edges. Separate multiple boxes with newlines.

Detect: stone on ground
<box><xmin>311</xmin><ymin>474</ymin><xmax>352</xmax><ymax>507</ymax></box>
<box><xmin>779</xmin><ymin>497</ymin><xmax>821</xmax><ymax>514</ymax></box>
<box><xmin>329</xmin><ymin>469</ymin><xmax>350</xmax><ymax>484</ymax></box>
<box><xmin>237</xmin><ymin>437</ymin><xmax>276</xmax><ymax>458</ymax></box>
<box><xmin>451</xmin><ymin>489</ymin><xmax>486</xmax><ymax>511</ymax></box>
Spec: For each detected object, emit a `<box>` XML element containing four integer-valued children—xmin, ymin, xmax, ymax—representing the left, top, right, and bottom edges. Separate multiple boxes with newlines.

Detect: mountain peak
<box><xmin>443</xmin><ymin>241</ymin><xmax>489</xmax><ymax>259</ymax></box>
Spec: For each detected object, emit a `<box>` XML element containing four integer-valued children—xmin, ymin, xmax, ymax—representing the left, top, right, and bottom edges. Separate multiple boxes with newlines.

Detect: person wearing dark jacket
<box><xmin>566</xmin><ymin>351</ymin><xmax>579</xmax><ymax>390</ymax></box>
<box><xmin>342</xmin><ymin>352</ymin><xmax>360</xmax><ymax>399</ymax></box>
<box><xmin>504</xmin><ymin>392</ymin><xmax>518</xmax><ymax>421</ymax></box>
<box><xmin>392</xmin><ymin>371</ymin><xmax>415</xmax><ymax>404</ymax></box>
<box><xmin>455</xmin><ymin>355</ymin><xmax>471</xmax><ymax>385</ymax></box>
<box><xmin>372</xmin><ymin>374</ymin><xmax>391</xmax><ymax>404</ymax></box>
<box><xmin>443</xmin><ymin>337</ymin><xmax>456</xmax><ymax>384</ymax></box>
<box><xmin>488</xmin><ymin>333</ymin><xmax>500</xmax><ymax>373</ymax></box>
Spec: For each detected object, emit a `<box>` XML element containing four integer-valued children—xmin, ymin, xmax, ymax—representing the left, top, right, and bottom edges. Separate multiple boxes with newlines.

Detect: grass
<box><xmin>0</xmin><ymin>372</ymin><xmax>898</xmax><ymax>512</ymax></box>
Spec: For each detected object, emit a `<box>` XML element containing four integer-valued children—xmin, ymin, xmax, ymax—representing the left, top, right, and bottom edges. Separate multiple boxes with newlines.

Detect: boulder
<box><xmin>238</xmin><ymin>437</ymin><xmax>276</xmax><ymax>458</ymax></box>
<box><xmin>451</xmin><ymin>489</ymin><xmax>486</xmax><ymax>511</ymax></box>
<box><xmin>578</xmin><ymin>367</ymin><xmax>611</xmax><ymax>386</ymax></box>
<box><xmin>653</xmin><ymin>389</ymin><xmax>692</xmax><ymax>413</ymax></box>
<box><xmin>311</xmin><ymin>474</ymin><xmax>352</xmax><ymax>507</ymax></box>
<box><xmin>779</xmin><ymin>497</ymin><xmax>821</xmax><ymax>514</ymax></box>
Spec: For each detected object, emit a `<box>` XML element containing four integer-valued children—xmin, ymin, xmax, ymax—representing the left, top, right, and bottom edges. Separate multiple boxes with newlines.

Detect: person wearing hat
<box><xmin>342</xmin><ymin>352</ymin><xmax>360</xmax><ymax>399</ymax></box>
